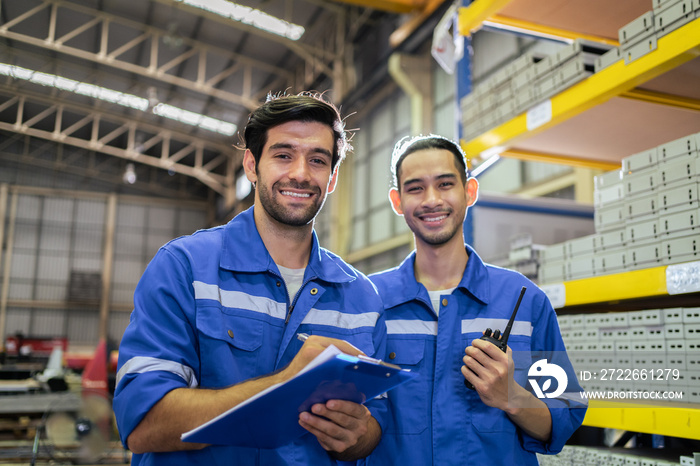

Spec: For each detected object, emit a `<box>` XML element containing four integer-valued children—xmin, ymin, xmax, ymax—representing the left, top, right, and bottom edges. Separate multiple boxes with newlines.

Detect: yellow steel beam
<box><xmin>583</xmin><ymin>400</ymin><xmax>700</xmax><ymax>440</ymax></box>
<box><xmin>621</xmin><ymin>88</ymin><xmax>700</xmax><ymax>112</ymax></box>
<box><xmin>457</xmin><ymin>0</ymin><xmax>514</xmax><ymax>36</ymax></box>
<box><xmin>389</xmin><ymin>0</ymin><xmax>446</xmax><ymax>48</ymax></box>
<box><xmin>331</xmin><ymin>0</ymin><xmax>426</xmax><ymax>13</ymax></box>
<box><xmin>485</xmin><ymin>14</ymin><xmax>619</xmax><ymax>46</ymax></box>
<box><xmin>500</xmin><ymin>149</ymin><xmax>620</xmax><ymax>171</ymax></box>
<box><xmin>464</xmin><ymin>18</ymin><xmax>700</xmax><ymax>158</ymax></box>
<box><xmin>564</xmin><ymin>265</ymin><xmax>668</xmax><ymax>307</ymax></box>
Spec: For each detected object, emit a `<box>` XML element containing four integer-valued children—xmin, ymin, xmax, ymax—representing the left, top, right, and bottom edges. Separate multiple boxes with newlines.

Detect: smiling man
<box><xmin>113</xmin><ymin>93</ymin><xmax>386</xmax><ymax>466</ymax></box>
<box><xmin>366</xmin><ymin>135</ymin><xmax>585</xmax><ymax>465</ymax></box>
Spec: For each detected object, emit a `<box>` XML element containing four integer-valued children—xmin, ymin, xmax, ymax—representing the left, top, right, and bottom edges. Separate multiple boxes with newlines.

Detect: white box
<box><xmin>595</xmin><ymin>183</ymin><xmax>625</xmax><ymax>207</ymax></box>
<box><xmin>595</xmin><ymin>169</ymin><xmax>623</xmax><ymax>189</ymax></box>
<box><xmin>683</xmin><ymin>307</ymin><xmax>700</xmax><ymax>323</ymax></box>
<box><xmin>624</xmin><ymin>170</ymin><xmax>659</xmax><ymax>196</ymax></box>
<box><xmin>629</xmin><ymin>325</ymin><xmax>648</xmax><ymax>340</ymax></box>
<box><xmin>666</xmin><ymin>353</ymin><xmax>687</xmax><ymax>370</ymax></box>
<box><xmin>645</xmin><ymin>325</ymin><xmax>665</xmax><ymax>340</ymax></box>
<box><xmin>615</xmin><ymin>340</ymin><xmax>632</xmax><ymax>352</ymax></box>
<box><xmin>686</xmin><ymin>339</ymin><xmax>700</xmax><ymax>352</ymax></box>
<box><xmin>594</xmin><ymin>249</ymin><xmax>627</xmax><ymax>275</ymax></box>
<box><xmin>571</xmin><ymin>314</ymin><xmax>586</xmax><ymax>327</ymax></box>
<box><xmin>626</xmin><ymin>218</ymin><xmax>659</xmax><ymax>243</ymax></box>
<box><xmin>622</xmin><ymin>147</ymin><xmax>658</xmax><ymax>173</ymax></box>
<box><xmin>558</xmin><ymin>315</ymin><xmax>572</xmax><ymax>330</ymax></box>
<box><xmin>598</xmin><ymin>314</ymin><xmax>613</xmax><ymax>327</ymax></box>
<box><xmin>667</xmin><ymin>340</ymin><xmax>687</xmax><ymax>351</ymax></box>
<box><xmin>684</xmin><ymin>323</ymin><xmax>700</xmax><ymax>339</ymax></box>
<box><xmin>663</xmin><ymin>307</ymin><xmax>684</xmax><ymax>324</ymax></box>
<box><xmin>599</xmin><ymin>342</ymin><xmax>615</xmax><ymax>353</ymax></box>
<box><xmin>543</xmin><ymin>243</ymin><xmax>567</xmax><ymax>261</ymax></box>
<box><xmin>584</xmin><ymin>314</ymin><xmax>600</xmax><ymax>328</ymax></box>
<box><xmin>657</xmin><ymin>181</ymin><xmax>699</xmax><ymax>214</ymax></box>
<box><xmin>628</xmin><ymin>310</ymin><xmax>645</xmax><ymax>326</ymax></box>
<box><xmin>598</xmin><ymin>229</ymin><xmax>626</xmax><ymax>251</ymax></box>
<box><xmin>664</xmin><ymin>323</ymin><xmax>685</xmax><ymax>339</ymax></box>
<box><xmin>610</xmin><ymin>313</ymin><xmax>629</xmax><ymax>327</ymax></box>
<box><xmin>659</xmin><ymin>154</ymin><xmax>700</xmax><ymax>186</ymax></box>
<box><xmin>640</xmin><ymin>309</ymin><xmax>663</xmax><ymax>325</ymax></box>
<box><xmin>624</xmin><ymin>193</ymin><xmax>659</xmax><ymax>220</ymax></box>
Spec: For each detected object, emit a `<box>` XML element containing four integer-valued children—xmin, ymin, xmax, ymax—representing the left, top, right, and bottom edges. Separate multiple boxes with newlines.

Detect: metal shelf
<box><xmin>583</xmin><ymin>400</ymin><xmax>700</xmax><ymax>440</ymax></box>
<box><xmin>540</xmin><ymin>260</ymin><xmax>700</xmax><ymax>308</ymax></box>
<box><xmin>459</xmin><ymin>0</ymin><xmax>650</xmax><ymax>43</ymax></box>
<box><xmin>562</xmin><ymin>264</ymin><xmax>669</xmax><ymax>307</ymax></box>
<box><xmin>462</xmin><ymin>17</ymin><xmax>700</xmax><ymax>165</ymax></box>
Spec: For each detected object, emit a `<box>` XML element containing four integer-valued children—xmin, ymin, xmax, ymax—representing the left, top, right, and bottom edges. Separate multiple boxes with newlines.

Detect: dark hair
<box><xmin>243</xmin><ymin>92</ymin><xmax>349</xmax><ymax>171</ymax></box>
<box><xmin>391</xmin><ymin>135</ymin><xmax>469</xmax><ymax>190</ymax></box>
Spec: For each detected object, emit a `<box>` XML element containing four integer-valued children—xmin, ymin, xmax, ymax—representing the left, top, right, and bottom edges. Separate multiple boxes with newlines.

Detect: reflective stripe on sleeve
<box><xmin>116</xmin><ymin>356</ymin><xmax>198</xmax><ymax>388</ymax></box>
<box><xmin>193</xmin><ymin>281</ymin><xmax>286</xmax><ymax>320</ymax></box>
<box><xmin>461</xmin><ymin>318</ymin><xmax>533</xmax><ymax>337</ymax></box>
<box><xmin>301</xmin><ymin>309</ymin><xmax>380</xmax><ymax>329</ymax></box>
<box><xmin>386</xmin><ymin>319</ymin><xmax>438</xmax><ymax>335</ymax></box>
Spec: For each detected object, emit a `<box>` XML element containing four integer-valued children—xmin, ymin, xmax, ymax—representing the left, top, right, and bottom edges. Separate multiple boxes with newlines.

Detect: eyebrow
<box><xmin>402</xmin><ymin>172</ymin><xmax>457</xmax><ymax>188</ymax></box>
<box><xmin>268</xmin><ymin>142</ymin><xmax>332</xmax><ymax>159</ymax></box>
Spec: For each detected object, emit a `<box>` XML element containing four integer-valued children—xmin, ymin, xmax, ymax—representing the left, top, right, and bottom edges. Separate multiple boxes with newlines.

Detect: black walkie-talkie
<box><xmin>465</xmin><ymin>286</ymin><xmax>527</xmax><ymax>390</ymax></box>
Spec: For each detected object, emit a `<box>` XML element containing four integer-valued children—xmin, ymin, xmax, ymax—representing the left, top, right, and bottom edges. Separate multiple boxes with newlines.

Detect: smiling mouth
<box><xmin>419</xmin><ymin>213</ymin><xmax>449</xmax><ymax>223</ymax></box>
<box><xmin>281</xmin><ymin>190</ymin><xmax>312</xmax><ymax>198</ymax></box>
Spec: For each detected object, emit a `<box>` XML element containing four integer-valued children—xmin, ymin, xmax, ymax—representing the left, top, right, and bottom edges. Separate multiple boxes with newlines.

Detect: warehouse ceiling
<box><xmin>0</xmin><ymin>0</ymin><xmax>441</xmax><ymax>206</ymax></box>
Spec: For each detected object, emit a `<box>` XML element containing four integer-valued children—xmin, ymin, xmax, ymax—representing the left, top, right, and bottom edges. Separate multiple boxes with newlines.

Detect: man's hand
<box><xmin>299</xmin><ymin>400</ymin><xmax>381</xmax><ymax>461</ymax></box>
<box><xmin>461</xmin><ymin>338</ymin><xmax>553</xmax><ymax>442</ymax></box>
<box><xmin>461</xmin><ymin>337</ymin><xmax>514</xmax><ymax>410</ymax></box>
<box><xmin>283</xmin><ymin>335</ymin><xmax>365</xmax><ymax>379</ymax></box>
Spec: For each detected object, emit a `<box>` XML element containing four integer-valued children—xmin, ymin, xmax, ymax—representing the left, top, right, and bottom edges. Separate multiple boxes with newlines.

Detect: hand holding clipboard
<box><xmin>181</xmin><ymin>336</ymin><xmax>416</xmax><ymax>449</ymax></box>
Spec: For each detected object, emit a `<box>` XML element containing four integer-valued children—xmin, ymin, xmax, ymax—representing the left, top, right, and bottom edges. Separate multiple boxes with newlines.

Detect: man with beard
<box><xmin>114</xmin><ymin>93</ymin><xmax>386</xmax><ymax>466</ymax></box>
<box><xmin>365</xmin><ymin>135</ymin><xmax>586</xmax><ymax>465</ymax></box>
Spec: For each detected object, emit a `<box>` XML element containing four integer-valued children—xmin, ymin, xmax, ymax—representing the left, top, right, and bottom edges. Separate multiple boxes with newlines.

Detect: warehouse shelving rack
<box><xmin>457</xmin><ymin>1</ymin><xmax>700</xmax><ymax>169</ymax></box>
<box><xmin>456</xmin><ymin>0</ymin><xmax>700</xmax><ymax>444</ymax></box>
<box><xmin>540</xmin><ymin>262</ymin><xmax>700</xmax><ymax>440</ymax></box>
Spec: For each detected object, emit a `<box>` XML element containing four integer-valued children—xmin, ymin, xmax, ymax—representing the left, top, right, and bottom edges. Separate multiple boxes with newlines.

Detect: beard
<box><xmin>257</xmin><ymin>179</ymin><xmax>325</xmax><ymax>227</ymax></box>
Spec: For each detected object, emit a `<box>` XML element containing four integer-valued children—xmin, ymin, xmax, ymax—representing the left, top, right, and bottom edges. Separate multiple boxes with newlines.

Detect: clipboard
<box><xmin>181</xmin><ymin>346</ymin><xmax>416</xmax><ymax>448</ymax></box>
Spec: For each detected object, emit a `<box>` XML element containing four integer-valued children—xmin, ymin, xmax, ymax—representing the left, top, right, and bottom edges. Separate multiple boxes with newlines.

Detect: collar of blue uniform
<box><xmin>219</xmin><ymin>206</ymin><xmax>354</xmax><ymax>284</ymax></box>
<box><xmin>382</xmin><ymin>243</ymin><xmax>490</xmax><ymax>308</ymax></box>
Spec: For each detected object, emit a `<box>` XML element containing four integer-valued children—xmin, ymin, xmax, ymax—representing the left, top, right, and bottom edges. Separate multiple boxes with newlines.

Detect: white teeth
<box><xmin>424</xmin><ymin>215</ymin><xmax>447</xmax><ymax>222</ymax></box>
<box><xmin>281</xmin><ymin>191</ymin><xmax>311</xmax><ymax>198</ymax></box>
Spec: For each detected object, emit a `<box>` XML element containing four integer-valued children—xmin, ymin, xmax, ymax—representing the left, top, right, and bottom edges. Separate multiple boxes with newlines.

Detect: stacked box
<box><xmin>558</xmin><ymin>307</ymin><xmax>700</xmax><ymax>402</ymax></box>
<box><xmin>655</xmin><ymin>0</ymin><xmax>697</xmax><ymax>38</ymax></box>
<box><xmin>616</xmin><ymin>9</ymin><xmax>659</xmax><ymax>65</ymax></box>
<box><xmin>537</xmin><ymin>135</ymin><xmax>699</xmax><ymax>286</ymax></box>
<box><xmin>461</xmin><ymin>39</ymin><xmax>603</xmax><ymax>140</ymax></box>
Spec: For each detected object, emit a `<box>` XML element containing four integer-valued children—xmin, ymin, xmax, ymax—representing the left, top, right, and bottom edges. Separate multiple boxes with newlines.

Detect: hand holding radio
<box><xmin>463</xmin><ymin>286</ymin><xmax>526</xmax><ymax>390</ymax></box>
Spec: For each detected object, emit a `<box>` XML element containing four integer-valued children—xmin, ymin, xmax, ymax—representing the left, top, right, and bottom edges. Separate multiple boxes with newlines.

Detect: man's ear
<box><xmin>242</xmin><ymin>149</ymin><xmax>257</xmax><ymax>184</ymax></box>
<box><xmin>389</xmin><ymin>188</ymin><xmax>403</xmax><ymax>215</ymax></box>
<box><xmin>466</xmin><ymin>177</ymin><xmax>479</xmax><ymax>207</ymax></box>
<box><xmin>327</xmin><ymin>167</ymin><xmax>339</xmax><ymax>194</ymax></box>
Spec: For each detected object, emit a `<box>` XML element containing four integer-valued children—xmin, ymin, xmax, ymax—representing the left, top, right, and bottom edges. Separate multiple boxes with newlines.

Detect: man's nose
<box><xmin>423</xmin><ymin>186</ymin><xmax>443</xmax><ymax>206</ymax></box>
<box><xmin>288</xmin><ymin>157</ymin><xmax>311</xmax><ymax>181</ymax></box>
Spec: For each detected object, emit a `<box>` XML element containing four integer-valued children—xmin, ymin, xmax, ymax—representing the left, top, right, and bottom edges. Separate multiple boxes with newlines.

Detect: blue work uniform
<box><xmin>113</xmin><ymin>207</ymin><xmax>387</xmax><ymax>466</ymax></box>
<box><xmin>366</xmin><ymin>245</ymin><xmax>586</xmax><ymax>466</ymax></box>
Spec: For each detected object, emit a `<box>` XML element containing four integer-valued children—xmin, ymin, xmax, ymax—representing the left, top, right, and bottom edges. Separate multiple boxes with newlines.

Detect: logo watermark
<box><xmin>528</xmin><ymin>359</ymin><xmax>568</xmax><ymax>399</ymax></box>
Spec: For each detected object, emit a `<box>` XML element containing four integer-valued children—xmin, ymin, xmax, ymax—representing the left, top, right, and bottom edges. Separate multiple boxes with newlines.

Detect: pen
<box><xmin>296</xmin><ymin>332</ymin><xmax>401</xmax><ymax>370</ymax></box>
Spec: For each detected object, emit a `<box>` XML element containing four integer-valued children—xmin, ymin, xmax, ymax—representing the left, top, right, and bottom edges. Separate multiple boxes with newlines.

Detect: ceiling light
<box><xmin>178</xmin><ymin>0</ymin><xmax>305</xmax><ymax>40</ymax></box>
<box><xmin>123</xmin><ymin>163</ymin><xmax>137</xmax><ymax>184</ymax></box>
<box><xmin>0</xmin><ymin>63</ymin><xmax>149</xmax><ymax>111</ymax></box>
<box><xmin>0</xmin><ymin>63</ymin><xmax>237</xmax><ymax>136</ymax></box>
<box><xmin>152</xmin><ymin>103</ymin><xmax>236</xmax><ymax>136</ymax></box>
